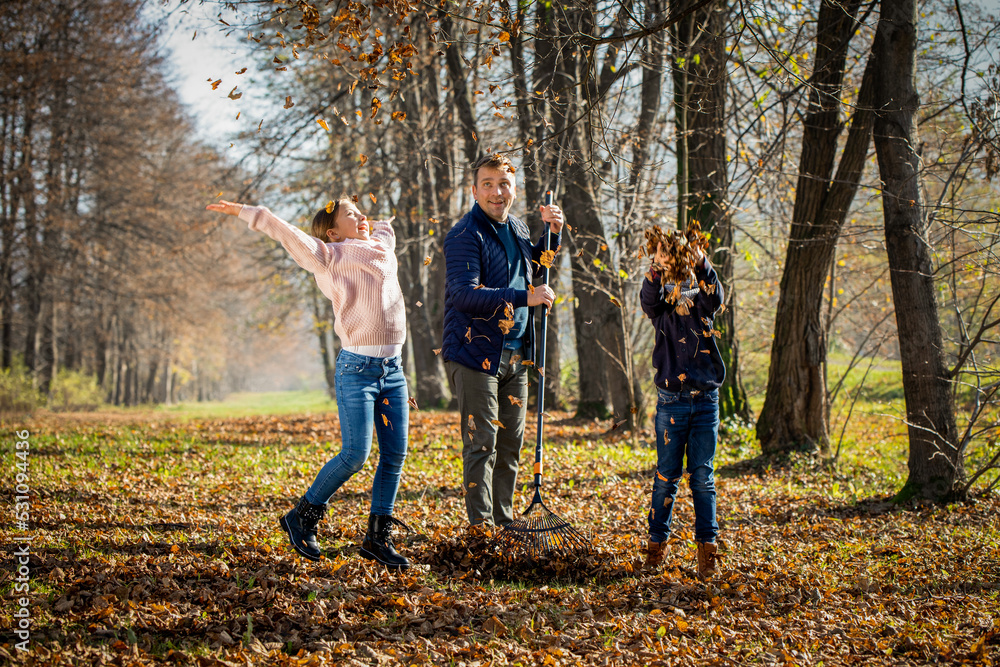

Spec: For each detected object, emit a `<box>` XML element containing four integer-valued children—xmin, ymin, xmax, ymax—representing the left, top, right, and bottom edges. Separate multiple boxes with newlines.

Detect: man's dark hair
<box><xmin>471</xmin><ymin>153</ymin><xmax>516</xmax><ymax>185</ymax></box>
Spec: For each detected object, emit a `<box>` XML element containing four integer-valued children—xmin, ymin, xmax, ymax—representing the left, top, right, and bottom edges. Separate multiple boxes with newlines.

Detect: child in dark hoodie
<box><xmin>639</xmin><ymin>235</ymin><xmax>725</xmax><ymax>580</ymax></box>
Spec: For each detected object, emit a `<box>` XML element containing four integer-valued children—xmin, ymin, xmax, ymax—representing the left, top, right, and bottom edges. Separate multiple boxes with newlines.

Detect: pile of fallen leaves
<box><xmin>643</xmin><ymin>221</ymin><xmax>710</xmax><ymax>286</ymax></box>
<box><xmin>423</xmin><ymin>524</ymin><xmax>641</xmax><ymax>584</ymax></box>
<box><xmin>2</xmin><ymin>409</ymin><xmax>999</xmax><ymax>666</ymax></box>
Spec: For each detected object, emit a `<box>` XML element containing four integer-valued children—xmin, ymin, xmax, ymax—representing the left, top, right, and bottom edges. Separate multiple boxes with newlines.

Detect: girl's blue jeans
<box><xmin>304</xmin><ymin>350</ymin><xmax>409</xmax><ymax>516</ymax></box>
<box><xmin>649</xmin><ymin>387</ymin><xmax>719</xmax><ymax>544</ymax></box>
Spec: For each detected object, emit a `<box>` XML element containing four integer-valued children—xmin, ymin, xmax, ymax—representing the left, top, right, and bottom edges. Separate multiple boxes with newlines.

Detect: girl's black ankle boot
<box><xmin>280</xmin><ymin>496</ymin><xmax>327</xmax><ymax>561</ymax></box>
<box><xmin>360</xmin><ymin>514</ymin><xmax>411</xmax><ymax>570</ymax></box>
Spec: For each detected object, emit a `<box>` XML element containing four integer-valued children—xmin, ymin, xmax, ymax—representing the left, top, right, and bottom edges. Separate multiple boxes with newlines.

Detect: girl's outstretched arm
<box><xmin>207</xmin><ymin>200</ymin><xmax>336</xmax><ymax>274</ymax></box>
<box><xmin>205</xmin><ymin>200</ymin><xmax>244</xmax><ymax>217</ymax></box>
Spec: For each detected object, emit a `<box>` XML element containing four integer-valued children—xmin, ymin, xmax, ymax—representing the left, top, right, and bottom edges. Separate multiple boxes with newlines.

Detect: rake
<box><xmin>491</xmin><ymin>191</ymin><xmax>592</xmax><ymax>563</ymax></box>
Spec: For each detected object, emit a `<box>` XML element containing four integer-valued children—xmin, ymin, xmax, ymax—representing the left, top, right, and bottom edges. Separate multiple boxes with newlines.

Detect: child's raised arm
<box><xmin>206</xmin><ymin>200</ymin><xmax>336</xmax><ymax>275</ymax></box>
<box><xmin>205</xmin><ymin>200</ymin><xmax>244</xmax><ymax>217</ymax></box>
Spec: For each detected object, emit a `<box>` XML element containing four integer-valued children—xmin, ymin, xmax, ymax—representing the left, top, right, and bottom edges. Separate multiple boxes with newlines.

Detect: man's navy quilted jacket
<box><xmin>442</xmin><ymin>203</ymin><xmax>561</xmax><ymax>375</ymax></box>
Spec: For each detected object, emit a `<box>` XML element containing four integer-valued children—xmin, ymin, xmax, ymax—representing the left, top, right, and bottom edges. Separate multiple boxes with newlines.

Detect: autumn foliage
<box><xmin>2</xmin><ymin>410</ymin><xmax>998</xmax><ymax>665</ymax></box>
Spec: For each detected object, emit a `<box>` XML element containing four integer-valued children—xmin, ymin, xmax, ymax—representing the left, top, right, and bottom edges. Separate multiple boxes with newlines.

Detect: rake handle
<box><xmin>534</xmin><ymin>191</ymin><xmax>554</xmax><ymax>490</ymax></box>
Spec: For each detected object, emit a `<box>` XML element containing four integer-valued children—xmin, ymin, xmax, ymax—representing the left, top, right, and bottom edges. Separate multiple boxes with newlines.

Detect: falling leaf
<box><xmin>465</xmin><ymin>328</ymin><xmax>473</xmax><ymax>343</ymax></box>
<box><xmin>630</xmin><ymin>405</ymin><xmax>638</xmax><ymax>414</ymax></box>
<box><xmin>228</xmin><ymin>86</ymin><xmax>242</xmax><ymax>100</ymax></box>
<box><xmin>468</xmin><ymin>481</ymin><xmax>477</xmax><ymax>488</ymax></box>
<box><xmin>679</xmin><ymin>337</ymin><xmax>687</xmax><ymax>344</ymax></box>
<box><xmin>382</xmin><ymin>399</ymin><xmax>390</xmax><ymax>405</ymax></box>
<box><xmin>235</xmin><ymin>67</ymin><xmax>247</xmax><ymax>75</ymax></box>
<box><xmin>317</xmin><ymin>118</ymin><xmax>330</xmax><ymax>131</ymax></box>
<box><xmin>391</xmin><ymin>111</ymin><xmax>406</xmax><ymax>121</ymax></box>
<box><xmin>609</xmin><ymin>296</ymin><xmax>623</xmax><ymax>308</ymax></box>
<box><xmin>326</xmin><ymin>200</ymin><xmax>335</xmax><ymax>213</ymax></box>
<box><xmin>539</xmin><ymin>249</ymin><xmax>556</xmax><ymax>268</ymax></box>
<box><xmin>491</xmin><ymin>419</ymin><xmax>506</xmax><ymax>429</ymax></box>
<box><xmin>423</xmin><ymin>256</ymin><xmax>432</xmax><ymax>266</ymax></box>
<box><xmin>359</xmin><ymin>154</ymin><xmax>369</xmax><ymax>166</ymax></box>
<box><xmin>369</xmin><ymin>193</ymin><xmax>377</xmax><ymax>204</ymax></box>
<box><xmin>482</xmin><ymin>358</ymin><xmax>491</xmax><ymax>371</ymax></box>
<box><xmin>382</xmin><ymin>414</ymin><xmax>390</xmax><ymax>427</ymax></box>
<box><xmin>498</xmin><ymin>319</ymin><xmax>514</xmax><ymax>334</ymax></box>
<box><xmin>678</xmin><ymin>373</ymin><xmax>687</xmax><ymax>382</ymax></box>
<box><xmin>433</xmin><ymin>348</ymin><xmax>442</xmax><ymax>355</ymax></box>
<box><xmin>498</xmin><ymin>31</ymin><xmax>511</xmax><ymax>42</ymax></box>
<box><xmin>609</xmin><ymin>419</ymin><xmax>627</xmax><ymax>431</ymax></box>
<box><xmin>284</xmin><ymin>96</ymin><xmax>295</xmax><ymax>109</ymax></box>
<box><xmin>370</xmin><ymin>96</ymin><xmax>382</xmax><ymax>118</ymax></box>
<box><xmin>415</xmin><ymin>301</ymin><xmax>423</xmax><ymax>307</ymax></box>
<box><xmin>408</xmin><ymin>396</ymin><xmax>418</xmax><ymax>410</ymax></box>
<box><xmin>467</xmin><ymin>415</ymin><xmax>476</xmax><ymax>431</ymax></box>
<box><xmin>537</xmin><ymin>366</ymin><xmax>544</xmax><ymax>376</ymax></box>
<box><xmin>520</xmin><ymin>359</ymin><xmax>534</xmax><ymax>367</ymax></box>
<box><xmin>508</xmin><ymin>395</ymin><xmax>523</xmax><ymax>407</ymax></box>
<box><xmin>210</xmin><ymin>78</ymin><xmax>222</xmax><ymax>90</ymax></box>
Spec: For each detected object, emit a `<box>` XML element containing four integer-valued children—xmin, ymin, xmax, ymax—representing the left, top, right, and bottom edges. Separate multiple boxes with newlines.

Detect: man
<box><xmin>442</xmin><ymin>153</ymin><xmax>564</xmax><ymax>526</ymax></box>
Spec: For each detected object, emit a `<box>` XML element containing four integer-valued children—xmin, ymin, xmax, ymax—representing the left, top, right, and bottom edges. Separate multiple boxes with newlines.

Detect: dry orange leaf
<box><xmin>491</xmin><ymin>419</ymin><xmax>506</xmax><ymax>429</ymax></box>
<box><xmin>508</xmin><ymin>395</ymin><xmax>523</xmax><ymax>407</ymax></box>
<box><xmin>467</xmin><ymin>415</ymin><xmax>476</xmax><ymax>431</ymax></box>
<box><xmin>423</xmin><ymin>256</ymin><xmax>432</xmax><ymax>266</ymax></box>
<box><xmin>482</xmin><ymin>358</ymin><xmax>491</xmax><ymax>371</ymax></box>
<box><xmin>316</xmin><ymin>118</ymin><xmax>330</xmax><ymax>131</ymax></box>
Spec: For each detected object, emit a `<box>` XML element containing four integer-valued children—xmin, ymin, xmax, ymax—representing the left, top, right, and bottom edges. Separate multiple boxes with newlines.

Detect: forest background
<box><xmin>3</xmin><ymin>0</ymin><xmax>1000</xmax><ymax>665</ymax></box>
<box><xmin>2</xmin><ymin>0</ymin><xmax>1000</xmax><ymax>502</ymax></box>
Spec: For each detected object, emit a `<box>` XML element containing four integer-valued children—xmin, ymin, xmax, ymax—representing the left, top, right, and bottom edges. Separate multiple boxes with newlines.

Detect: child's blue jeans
<box><xmin>304</xmin><ymin>350</ymin><xmax>409</xmax><ymax>516</ymax></box>
<box><xmin>649</xmin><ymin>387</ymin><xmax>719</xmax><ymax>544</ymax></box>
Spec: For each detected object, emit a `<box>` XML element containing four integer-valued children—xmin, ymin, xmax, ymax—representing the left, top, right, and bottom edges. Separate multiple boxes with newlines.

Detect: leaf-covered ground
<box><xmin>2</xmin><ymin>409</ymin><xmax>999</xmax><ymax>665</ymax></box>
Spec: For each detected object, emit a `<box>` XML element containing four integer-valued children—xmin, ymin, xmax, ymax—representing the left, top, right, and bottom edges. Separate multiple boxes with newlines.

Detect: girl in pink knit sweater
<box><xmin>208</xmin><ymin>198</ymin><xmax>412</xmax><ymax>569</ymax></box>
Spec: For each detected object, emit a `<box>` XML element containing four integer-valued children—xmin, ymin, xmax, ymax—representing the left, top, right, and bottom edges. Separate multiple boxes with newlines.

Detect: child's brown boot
<box><xmin>645</xmin><ymin>540</ymin><xmax>665</xmax><ymax>569</ymax></box>
<box><xmin>697</xmin><ymin>542</ymin><xmax>718</xmax><ymax>580</ymax></box>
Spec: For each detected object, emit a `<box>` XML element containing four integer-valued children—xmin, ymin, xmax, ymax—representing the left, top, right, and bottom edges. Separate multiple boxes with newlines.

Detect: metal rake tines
<box><xmin>491</xmin><ymin>503</ymin><xmax>592</xmax><ymax>562</ymax></box>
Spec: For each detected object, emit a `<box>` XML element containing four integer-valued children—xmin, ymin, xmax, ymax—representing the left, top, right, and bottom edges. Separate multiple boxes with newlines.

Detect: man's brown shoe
<box><xmin>697</xmin><ymin>541</ymin><xmax>718</xmax><ymax>580</ymax></box>
<box><xmin>645</xmin><ymin>540</ymin><xmax>665</xmax><ymax>568</ymax></box>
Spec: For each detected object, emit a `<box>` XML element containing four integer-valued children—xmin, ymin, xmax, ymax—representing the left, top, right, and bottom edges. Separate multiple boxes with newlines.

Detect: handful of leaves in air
<box><xmin>643</xmin><ymin>221</ymin><xmax>714</xmax><ymax>316</ymax></box>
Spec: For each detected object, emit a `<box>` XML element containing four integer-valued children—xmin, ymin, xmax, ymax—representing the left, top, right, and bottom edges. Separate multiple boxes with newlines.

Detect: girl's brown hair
<box><xmin>311</xmin><ymin>198</ymin><xmax>349</xmax><ymax>241</ymax></box>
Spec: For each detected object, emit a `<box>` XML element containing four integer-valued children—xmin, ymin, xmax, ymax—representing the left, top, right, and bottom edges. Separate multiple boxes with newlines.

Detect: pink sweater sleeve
<box><xmin>370</xmin><ymin>219</ymin><xmax>396</xmax><ymax>250</ymax></box>
<box><xmin>239</xmin><ymin>205</ymin><xmax>336</xmax><ymax>274</ymax></box>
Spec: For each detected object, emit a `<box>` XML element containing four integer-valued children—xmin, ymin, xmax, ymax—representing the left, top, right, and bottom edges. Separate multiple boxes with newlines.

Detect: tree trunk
<box><xmin>757</xmin><ymin>0</ymin><xmax>873</xmax><ymax>454</ymax></box>
<box><xmin>565</xmin><ymin>156</ymin><xmax>612</xmax><ymax>420</ymax></box>
<box><xmin>872</xmin><ymin>0</ymin><xmax>962</xmax><ymax>500</ymax></box>
<box><xmin>671</xmin><ymin>0</ymin><xmax>747</xmax><ymax>421</ymax></box>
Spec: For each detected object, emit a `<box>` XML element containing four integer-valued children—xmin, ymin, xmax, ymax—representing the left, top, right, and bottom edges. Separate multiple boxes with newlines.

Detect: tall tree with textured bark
<box><xmin>871</xmin><ymin>0</ymin><xmax>961</xmax><ymax>500</ymax></box>
<box><xmin>756</xmin><ymin>0</ymin><xmax>876</xmax><ymax>454</ymax></box>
